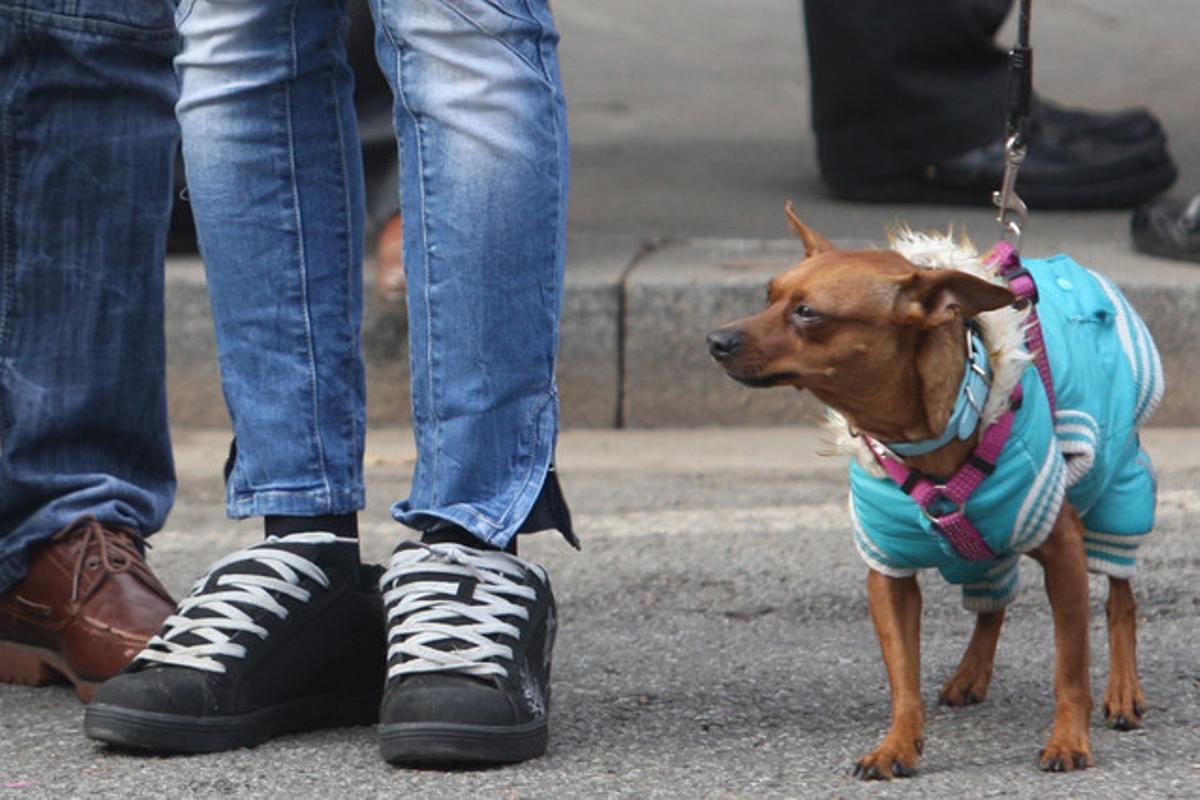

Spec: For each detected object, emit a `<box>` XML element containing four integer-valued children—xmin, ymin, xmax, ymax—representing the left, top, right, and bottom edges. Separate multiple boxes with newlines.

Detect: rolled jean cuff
<box><xmin>397</xmin><ymin>506</ymin><xmax>522</xmax><ymax>550</ymax></box>
<box><xmin>227</xmin><ymin>486</ymin><xmax>365</xmax><ymax>519</ymax></box>
<box><xmin>393</xmin><ymin>391</ymin><xmax>561</xmax><ymax>550</ymax></box>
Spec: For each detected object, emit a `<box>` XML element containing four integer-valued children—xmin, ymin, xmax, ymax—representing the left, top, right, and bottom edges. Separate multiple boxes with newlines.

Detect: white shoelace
<box><xmin>135</xmin><ymin>533</ymin><xmax>345</xmax><ymax>674</ymax></box>
<box><xmin>380</xmin><ymin>543</ymin><xmax>544</xmax><ymax>681</ymax></box>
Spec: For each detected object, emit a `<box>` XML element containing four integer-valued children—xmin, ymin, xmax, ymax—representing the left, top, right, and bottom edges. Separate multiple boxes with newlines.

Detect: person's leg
<box><xmin>85</xmin><ymin>0</ymin><xmax>385</xmax><ymax>751</ymax></box>
<box><xmin>0</xmin><ymin>0</ymin><xmax>178</xmax><ymax>592</ymax></box>
<box><xmin>374</xmin><ymin>0</ymin><xmax>569</xmax><ymax>549</ymax></box>
<box><xmin>368</xmin><ymin>0</ymin><xmax>571</xmax><ymax>763</ymax></box>
<box><xmin>0</xmin><ymin>0</ymin><xmax>178</xmax><ymax>700</ymax></box>
<box><xmin>177</xmin><ymin>0</ymin><xmax>367</xmax><ymax>525</ymax></box>
<box><xmin>803</xmin><ymin>0</ymin><xmax>1176</xmax><ymax>207</ymax></box>
<box><xmin>803</xmin><ymin>0</ymin><xmax>1011</xmax><ymax>181</ymax></box>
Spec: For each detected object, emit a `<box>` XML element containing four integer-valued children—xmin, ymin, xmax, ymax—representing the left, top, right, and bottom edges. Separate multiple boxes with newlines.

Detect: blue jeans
<box><xmin>177</xmin><ymin>0</ymin><xmax>569</xmax><ymax>548</ymax></box>
<box><xmin>0</xmin><ymin>1</ymin><xmax>179</xmax><ymax>593</ymax></box>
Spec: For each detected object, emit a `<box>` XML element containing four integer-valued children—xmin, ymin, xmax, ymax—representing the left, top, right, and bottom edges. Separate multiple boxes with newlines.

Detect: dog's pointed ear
<box><xmin>785</xmin><ymin>201</ymin><xmax>835</xmax><ymax>258</ymax></box>
<box><xmin>893</xmin><ymin>269</ymin><xmax>1016</xmax><ymax>328</ymax></box>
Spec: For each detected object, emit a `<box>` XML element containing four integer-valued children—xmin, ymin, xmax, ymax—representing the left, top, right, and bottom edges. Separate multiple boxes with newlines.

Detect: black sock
<box><xmin>420</xmin><ymin>524</ymin><xmax>516</xmax><ymax>555</ymax></box>
<box><xmin>265</xmin><ymin>513</ymin><xmax>359</xmax><ymax>539</ymax></box>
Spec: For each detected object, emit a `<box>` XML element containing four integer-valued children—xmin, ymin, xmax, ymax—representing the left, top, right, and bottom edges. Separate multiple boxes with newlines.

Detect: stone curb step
<box><xmin>165</xmin><ymin>236</ymin><xmax>1200</xmax><ymax>429</ymax></box>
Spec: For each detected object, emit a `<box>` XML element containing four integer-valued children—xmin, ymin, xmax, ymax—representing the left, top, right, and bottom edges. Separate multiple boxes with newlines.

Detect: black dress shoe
<box><xmin>1131</xmin><ymin>194</ymin><xmax>1200</xmax><ymax>263</ymax></box>
<box><xmin>1032</xmin><ymin>96</ymin><xmax>1164</xmax><ymax>148</ymax></box>
<box><xmin>825</xmin><ymin>104</ymin><xmax>1176</xmax><ymax>209</ymax></box>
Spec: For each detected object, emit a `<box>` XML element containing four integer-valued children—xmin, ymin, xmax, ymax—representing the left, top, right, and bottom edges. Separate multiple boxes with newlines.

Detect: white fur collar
<box><xmin>826</xmin><ymin>229</ymin><xmax>1032</xmax><ymax>477</ymax></box>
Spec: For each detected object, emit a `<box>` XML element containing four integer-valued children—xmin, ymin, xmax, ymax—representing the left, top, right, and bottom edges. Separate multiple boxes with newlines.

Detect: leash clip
<box><xmin>992</xmin><ymin>135</ymin><xmax>1029</xmax><ymax>248</ymax></box>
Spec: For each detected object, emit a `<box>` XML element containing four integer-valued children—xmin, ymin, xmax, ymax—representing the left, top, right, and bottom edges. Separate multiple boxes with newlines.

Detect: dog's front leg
<box><xmin>854</xmin><ymin>570</ymin><xmax>924</xmax><ymax>780</ymax></box>
<box><xmin>939</xmin><ymin>609</ymin><xmax>1005</xmax><ymax>706</ymax></box>
<box><xmin>1028</xmin><ymin>506</ymin><xmax>1094</xmax><ymax>772</ymax></box>
<box><xmin>1104</xmin><ymin>576</ymin><xmax>1146</xmax><ymax>730</ymax></box>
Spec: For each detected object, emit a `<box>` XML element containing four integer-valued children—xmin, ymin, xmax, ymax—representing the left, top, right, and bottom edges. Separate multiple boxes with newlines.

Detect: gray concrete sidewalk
<box><xmin>165</xmin><ymin>232</ymin><xmax>1200</xmax><ymax>430</ymax></box>
<box><xmin>2</xmin><ymin>426</ymin><xmax>1197</xmax><ymax>798</ymax></box>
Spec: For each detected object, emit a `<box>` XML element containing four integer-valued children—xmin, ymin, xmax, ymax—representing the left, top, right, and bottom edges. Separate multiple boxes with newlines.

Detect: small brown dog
<box><xmin>708</xmin><ymin>203</ymin><xmax>1162</xmax><ymax>778</ymax></box>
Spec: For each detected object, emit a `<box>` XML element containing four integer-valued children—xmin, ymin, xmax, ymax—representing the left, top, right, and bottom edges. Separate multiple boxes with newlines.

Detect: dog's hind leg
<box><xmin>853</xmin><ymin>571</ymin><xmax>925</xmax><ymax>780</ymax></box>
<box><xmin>1028</xmin><ymin>505</ymin><xmax>1094</xmax><ymax>772</ymax></box>
<box><xmin>1103</xmin><ymin>576</ymin><xmax>1146</xmax><ymax>730</ymax></box>
<box><xmin>938</xmin><ymin>609</ymin><xmax>1004</xmax><ymax>706</ymax></box>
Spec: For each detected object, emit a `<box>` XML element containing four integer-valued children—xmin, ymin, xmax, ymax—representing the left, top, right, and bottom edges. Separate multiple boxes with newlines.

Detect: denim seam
<box><xmin>546</xmin><ymin>24</ymin><xmax>566</xmax><ymax>355</ymax></box>
<box><xmin>503</xmin><ymin>97</ymin><xmax>564</xmax><ymax>527</ymax></box>
<box><xmin>282</xmin><ymin>0</ymin><xmax>335</xmax><ymax>505</ymax></box>
<box><xmin>435</xmin><ymin>385</ymin><xmax>553</xmax><ymax>536</ymax></box>
<box><xmin>328</xmin><ymin>39</ymin><xmax>361</xmax><ymax>493</ymax></box>
<box><xmin>518</xmin><ymin>0</ymin><xmax>548</xmax><ymax>81</ymax></box>
<box><xmin>431</xmin><ymin>0</ymin><xmax>554</xmax><ymax>89</ymax></box>
<box><xmin>468</xmin><ymin>33</ymin><xmax>567</xmax><ymax>532</ymax></box>
<box><xmin>503</xmin><ymin>387</ymin><xmax>555</xmax><ymax>530</ymax></box>
<box><xmin>379</xmin><ymin>3</ymin><xmax>443</xmax><ymax>504</ymax></box>
<box><xmin>467</xmin><ymin>0</ymin><xmax>534</xmax><ymax>26</ymax></box>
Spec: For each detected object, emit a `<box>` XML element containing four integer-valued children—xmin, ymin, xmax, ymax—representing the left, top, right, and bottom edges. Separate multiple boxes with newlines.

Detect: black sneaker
<box><xmin>378</xmin><ymin>541</ymin><xmax>556</xmax><ymax>765</ymax></box>
<box><xmin>84</xmin><ymin>533</ymin><xmax>386</xmax><ymax>753</ymax></box>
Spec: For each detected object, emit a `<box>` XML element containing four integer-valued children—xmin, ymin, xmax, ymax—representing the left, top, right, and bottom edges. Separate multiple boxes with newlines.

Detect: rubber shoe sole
<box><xmin>1131</xmin><ymin>231</ymin><xmax>1200</xmax><ymax>263</ymax></box>
<box><xmin>827</xmin><ymin>159</ymin><xmax>1178</xmax><ymax>210</ymax></box>
<box><xmin>84</xmin><ymin>691</ymin><xmax>380</xmax><ymax>754</ymax></box>
<box><xmin>378</xmin><ymin>719</ymin><xmax>547</xmax><ymax>765</ymax></box>
<box><xmin>0</xmin><ymin>640</ymin><xmax>98</xmax><ymax>702</ymax></box>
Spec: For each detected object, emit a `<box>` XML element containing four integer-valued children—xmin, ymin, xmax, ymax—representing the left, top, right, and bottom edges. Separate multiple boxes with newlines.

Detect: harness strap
<box><xmin>865</xmin><ymin>386</ymin><xmax>1022</xmax><ymax>562</ymax></box>
<box><xmin>862</xmin><ymin>244</ymin><xmax>1057</xmax><ymax>563</ymax></box>
<box><xmin>988</xmin><ymin>241</ymin><xmax>1056</xmax><ymax>414</ymax></box>
<box><xmin>927</xmin><ymin>510</ymin><xmax>999</xmax><ymax>562</ymax></box>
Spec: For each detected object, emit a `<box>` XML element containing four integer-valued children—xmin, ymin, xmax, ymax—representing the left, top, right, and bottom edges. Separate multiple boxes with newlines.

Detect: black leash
<box><xmin>994</xmin><ymin>0</ymin><xmax>1033</xmax><ymax>246</ymax></box>
<box><xmin>1007</xmin><ymin>0</ymin><xmax>1033</xmax><ymax>149</ymax></box>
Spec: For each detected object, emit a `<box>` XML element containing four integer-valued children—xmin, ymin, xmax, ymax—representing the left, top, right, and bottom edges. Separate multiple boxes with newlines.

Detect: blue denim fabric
<box><xmin>177</xmin><ymin>0</ymin><xmax>568</xmax><ymax>548</ymax></box>
<box><xmin>0</xmin><ymin>0</ymin><xmax>179</xmax><ymax>593</ymax></box>
<box><xmin>176</xmin><ymin>0</ymin><xmax>368</xmax><ymax>519</ymax></box>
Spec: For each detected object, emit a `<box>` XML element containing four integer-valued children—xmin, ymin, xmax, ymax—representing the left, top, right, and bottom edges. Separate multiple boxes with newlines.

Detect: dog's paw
<box><xmin>1104</xmin><ymin>676</ymin><xmax>1147</xmax><ymax>731</ymax></box>
<box><xmin>851</xmin><ymin>737</ymin><xmax>923</xmax><ymax>781</ymax></box>
<box><xmin>938</xmin><ymin>668</ymin><xmax>991</xmax><ymax>707</ymax></box>
<box><xmin>1038</xmin><ymin>741</ymin><xmax>1093</xmax><ymax>773</ymax></box>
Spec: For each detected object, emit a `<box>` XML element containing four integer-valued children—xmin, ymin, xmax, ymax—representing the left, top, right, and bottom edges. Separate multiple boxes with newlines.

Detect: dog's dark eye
<box><xmin>792</xmin><ymin>305</ymin><xmax>822</xmax><ymax>324</ymax></box>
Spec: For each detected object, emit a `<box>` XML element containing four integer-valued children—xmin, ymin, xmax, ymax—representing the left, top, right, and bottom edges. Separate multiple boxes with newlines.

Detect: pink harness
<box><xmin>861</xmin><ymin>242</ymin><xmax>1056</xmax><ymax>561</ymax></box>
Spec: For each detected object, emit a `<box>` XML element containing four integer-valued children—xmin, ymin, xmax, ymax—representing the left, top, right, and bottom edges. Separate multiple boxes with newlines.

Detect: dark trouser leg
<box><xmin>802</xmin><ymin>0</ymin><xmax>1011</xmax><ymax>180</ymax></box>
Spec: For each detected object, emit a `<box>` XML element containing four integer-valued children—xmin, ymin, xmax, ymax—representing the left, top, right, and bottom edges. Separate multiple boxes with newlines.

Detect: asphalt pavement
<box><xmin>1</xmin><ymin>427</ymin><xmax>1198</xmax><ymax>798</ymax></box>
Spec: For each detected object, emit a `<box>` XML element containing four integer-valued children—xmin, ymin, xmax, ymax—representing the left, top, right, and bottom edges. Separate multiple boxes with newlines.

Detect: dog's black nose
<box><xmin>707</xmin><ymin>328</ymin><xmax>742</xmax><ymax>362</ymax></box>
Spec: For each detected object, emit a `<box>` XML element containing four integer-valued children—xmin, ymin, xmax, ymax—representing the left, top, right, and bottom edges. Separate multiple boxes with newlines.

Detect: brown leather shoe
<box><xmin>375</xmin><ymin>212</ymin><xmax>405</xmax><ymax>302</ymax></box>
<box><xmin>0</xmin><ymin>517</ymin><xmax>175</xmax><ymax>702</ymax></box>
